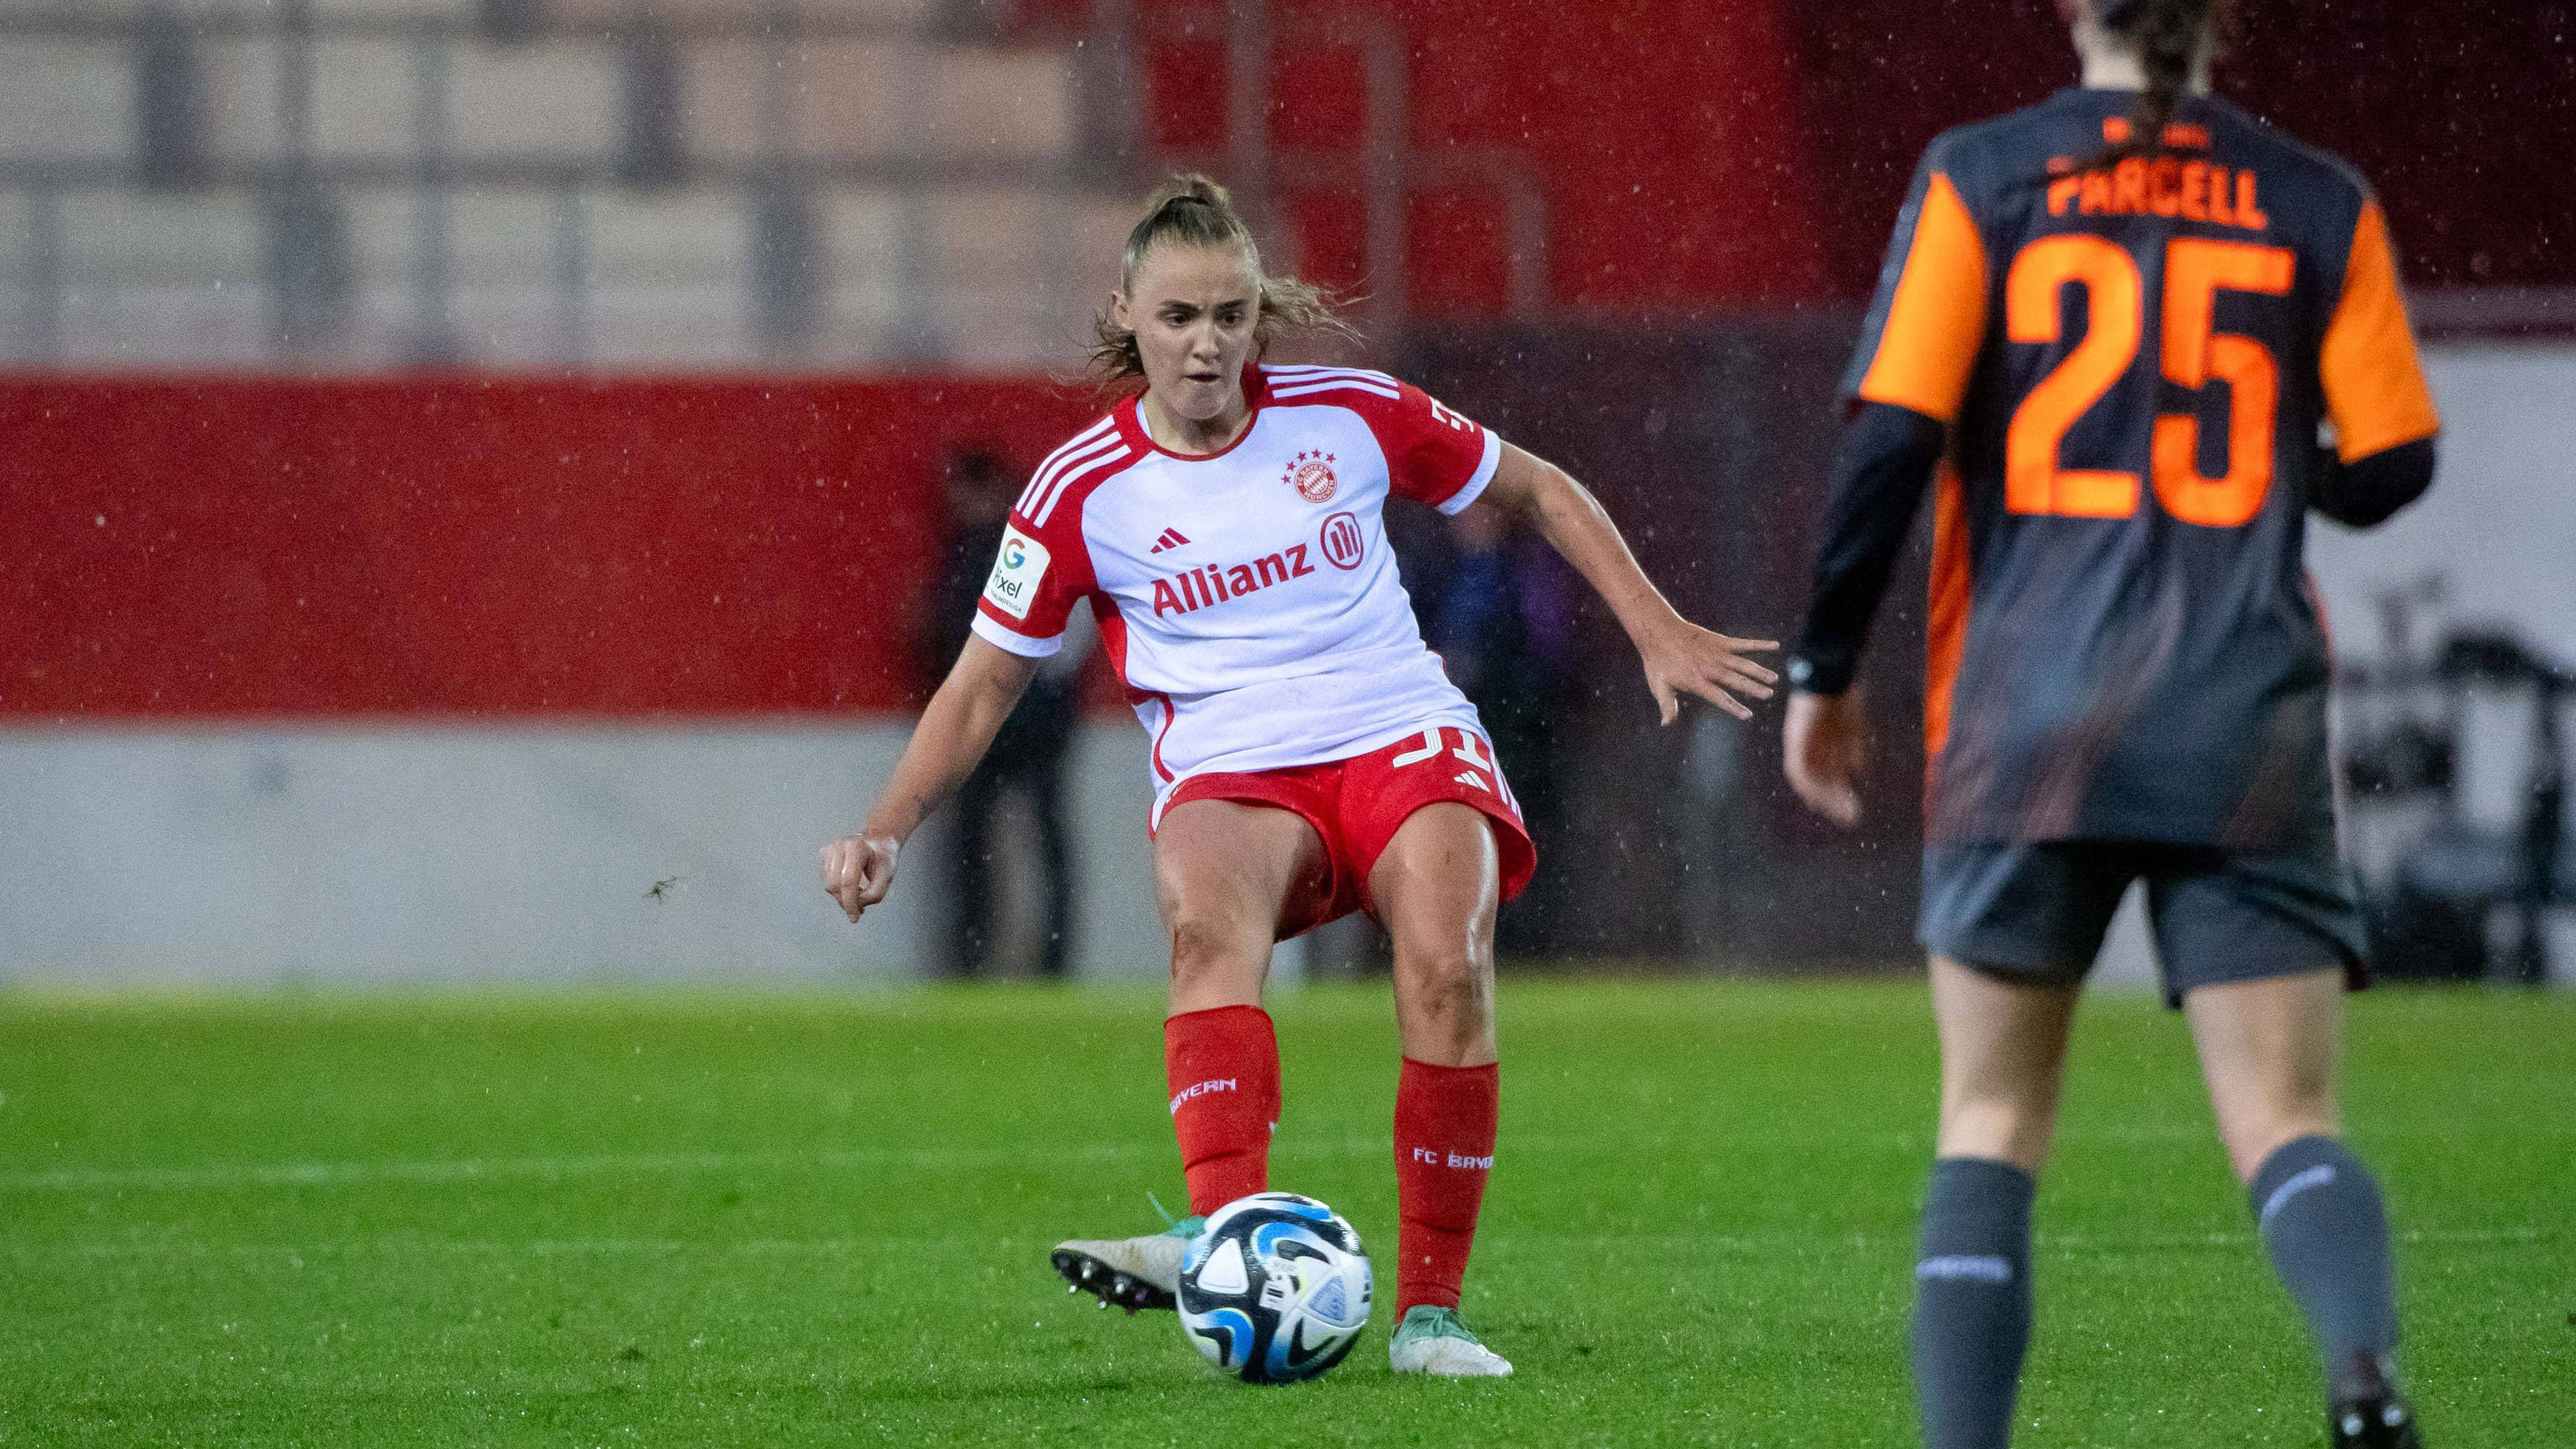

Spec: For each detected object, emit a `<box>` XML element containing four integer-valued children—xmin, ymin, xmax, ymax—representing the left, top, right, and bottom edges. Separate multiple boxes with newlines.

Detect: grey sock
<box><xmin>2250</xmin><ymin>1135</ymin><xmax>2400</xmax><ymax>1397</ymax></box>
<box><xmin>1911</xmin><ymin>1156</ymin><xmax>2037</xmax><ymax>1449</ymax></box>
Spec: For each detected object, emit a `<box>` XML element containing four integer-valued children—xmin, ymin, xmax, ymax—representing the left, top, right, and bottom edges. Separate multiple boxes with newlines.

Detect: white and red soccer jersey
<box><xmin>970</xmin><ymin>363</ymin><xmax>1504</xmax><ymax>822</ymax></box>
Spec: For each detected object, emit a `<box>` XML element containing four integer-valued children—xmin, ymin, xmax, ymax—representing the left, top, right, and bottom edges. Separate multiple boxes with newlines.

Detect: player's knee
<box><xmin>1165</xmin><ymin>905</ymin><xmax>1265</xmax><ymax>992</ymax></box>
<box><xmin>2216</xmin><ymin>1095</ymin><xmax>2339</xmax><ymax>1182</ymax></box>
<box><xmin>1396</xmin><ymin>946</ymin><xmax>1492</xmax><ymax>1031</ymax></box>
<box><xmin>1937</xmin><ymin>1088</ymin><xmax>2057</xmax><ymax>1171</ymax></box>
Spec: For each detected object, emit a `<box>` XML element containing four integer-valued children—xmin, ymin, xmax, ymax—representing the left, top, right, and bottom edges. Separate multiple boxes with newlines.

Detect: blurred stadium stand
<box><xmin>0</xmin><ymin>0</ymin><xmax>1566</xmax><ymax>370</ymax></box>
<box><xmin>0</xmin><ymin>0</ymin><xmax>1122</xmax><ymax>370</ymax></box>
<box><xmin>1</xmin><ymin>0</ymin><xmax>2569</xmax><ymax>983</ymax></box>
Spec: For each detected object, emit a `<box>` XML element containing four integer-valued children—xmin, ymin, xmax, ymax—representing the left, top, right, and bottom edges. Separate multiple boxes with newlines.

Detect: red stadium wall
<box><xmin>1023</xmin><ymin>0</ymin><xmax>1838</xmax><ymax>313</ymax></box>
<box><xmin>1025</xmin><ymin>0</ymin><xmax>2571</xmax><ymax>308</ymax></box>
<box><xmin>0</xmin><ymin>377</ymin><xmax>1099</xmax><ymax>719</ymax></box>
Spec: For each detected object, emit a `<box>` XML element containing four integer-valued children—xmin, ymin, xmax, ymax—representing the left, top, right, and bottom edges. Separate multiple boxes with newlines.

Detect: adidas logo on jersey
<box><xmin>1453</xmin><ymin>769</ymin><xmax>1490</xmax><ymax>793</ymax></box>
<box><xmin>1148</xmin><ymin>527</ymin><xmax>1191</xmax><ymax>553</ymax></box>
<box><xmin>1152</xmin><ymin>546</ymin><xmax>1317</xmax><ymax>616</ymax></box>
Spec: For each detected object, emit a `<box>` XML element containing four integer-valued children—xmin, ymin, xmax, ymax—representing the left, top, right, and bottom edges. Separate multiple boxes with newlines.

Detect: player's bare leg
<box><xmin>1156</xmin><ymin>800</ymin><xmax>1328</xmax><ymax>1016</ymax></box>
<box><xmin>2187</xmin><ymin>971</ymin><xmax>2418</xmax><ymax>1447</ymax></box>
<box><xmin>1913</xmin><ymin>957</ymin><xmax>2079</xmax><ymax>1449</ymax></box>
<box><xmin>2184</xmin><ymin>970</ymin><xmax>2344</xmax><ymax>1180</ymax></box>
<box><xmin>1929</xmin><ymin>957</ymin><xmax>2080</xmax><ymax>1173</ymax></box>
<box><xmin>1372</xmin><ymin>802</ymin><xmax>1512</xmax><ymax>1377</ymax></box>
<box><xmin>1051</xmin><ymin>800</ymin><xmax>1324</xmax><ymax>1313</ymax></box>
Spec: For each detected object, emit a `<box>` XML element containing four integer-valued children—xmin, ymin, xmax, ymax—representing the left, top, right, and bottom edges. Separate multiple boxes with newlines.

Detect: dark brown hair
<box><xmin>2090</xmin><ymin>0</ymin><xmax>2238</xmax><ymax>165</ymax></box>
<box><xmin>1088</xmin><ymin>173</ymin><xmax>1356</xmax><ymax>387</ymax></box>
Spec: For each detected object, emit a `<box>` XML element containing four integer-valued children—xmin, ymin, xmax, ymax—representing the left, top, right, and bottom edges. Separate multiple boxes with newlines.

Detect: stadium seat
<box><xmin>337</xmin><ymin>187</ymin><xmax>431</xmax><ymax>365</ymax></box>
<box><xmin>452</xmin><ymin>42</ymin><xmax>619</xmax><ymax>160</ymax></box>
<box><xmin>925</xmin><ymin>47</ymin><xmax>1073</xmax><ymax>160</ymax></box>
<box><xmin>936</xmin><ymin>289</ymin><xmax>1058</xmax><ymax>371</ymax></box>
<box><xmin>0</xmin><ymin>191</ymin><xmax>31</xmax><ymax>365</ymax></box>
<box><xmin>448</xmin><ymin>187</ymin><xmax>565</xmax><ymax>287</ymax></box>
<box><xmin>198</xmin><ymin>38</ymin><xmax>288</xmax><ymax>164</ymax></box>
<box><xmin>55</xmin><ymin>193</ymin><xmax>267</xmax><ymax>366</ymax></box>
<box><xmin>303</xmin><ymin>0</ymin><xmax>477</xmax><ymax>16</ymax></box>
<box><xmin>311</xmin><ymin>39</ymin><xmax>420</xmax><ymax>158</ymax></box>
<box><xmin>773</xmin><ymin>0</ymin><xmax>939</xmax><ymax>27</ymax></box>
<box><xmin>586</xmin><ymin>186</ymin><xmax>753</xmax><ymax>366</ymax></box>
<box><xmin>796</xmin><ymin>40</ymin><xmax>909</xmax><ymax>160</ymax></box>
<box><xmin>676</xmin><ymin>38</ymin><xmax>769</xmax><ymax>163</ymax></box>
<box><xmin>0</xmin><ymin>40</ymin><xmax>131</xmax><ymax>161</ymax></box>
<box><xmin>928</xmin><ymin>186</ymin><xmax>1047</xmax><ymax>291</ymax></box>
<box><xmin>549</xmin><ymin>0</ymin><xmax>935</xmax><ymax>29</ymax></box>
<box><xmin>818</xmin><ymin>186</ymin><xmax>900</xmax><ymax>364</ymax></box>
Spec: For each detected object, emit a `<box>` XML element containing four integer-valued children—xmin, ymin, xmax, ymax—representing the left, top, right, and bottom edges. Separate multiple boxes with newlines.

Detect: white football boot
<box><xmin>1050</xmin><ymin>1214</ymin><xmax>1202</xmax><ymax>1314</ymax></box>
<box><xmin>1387</xmin><ymin>1305</ymin><xmax>1514</xmax><ymax>1377</ymax></box>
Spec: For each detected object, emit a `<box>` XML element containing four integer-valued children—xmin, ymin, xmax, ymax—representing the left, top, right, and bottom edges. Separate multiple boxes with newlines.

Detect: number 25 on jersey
<box><xmin>2005</xmin><ymin>235</ymin><xmax>2294</xmax><ymax>527</ymax></box>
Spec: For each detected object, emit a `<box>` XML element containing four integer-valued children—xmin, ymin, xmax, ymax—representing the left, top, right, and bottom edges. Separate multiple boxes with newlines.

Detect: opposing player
<box><xmin>1782</xmin><ymin>3</ymin><xmax>2438</xmax><ymax>1445</ymax></box>
<box><xmin>821</xmin><ymin>176</ymin><xmax>1778</xmax><ymax>1376</ymax></box>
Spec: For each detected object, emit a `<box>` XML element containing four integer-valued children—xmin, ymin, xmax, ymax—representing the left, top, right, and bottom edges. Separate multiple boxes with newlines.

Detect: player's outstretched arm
<box><xmin>1471</xmin><ymin>442</ymin><xmax>1778</xmax><ymax>723</ymax></box>
<box><xmin>820</xmin><ymin>636</ymin><xmax>1040</xmax><ymax>922</ymax></box>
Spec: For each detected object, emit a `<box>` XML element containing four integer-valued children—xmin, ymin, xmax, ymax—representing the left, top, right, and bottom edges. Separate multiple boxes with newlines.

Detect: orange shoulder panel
<box><xmin>1858</xmin><ymin>172</ymin><xmax>1989</xmax><ymax>424</ymax></box>
<box><xmin>2320</xmin><ymin>200</ymin><xmax>2440</xmax><ymax>462</ymax></box>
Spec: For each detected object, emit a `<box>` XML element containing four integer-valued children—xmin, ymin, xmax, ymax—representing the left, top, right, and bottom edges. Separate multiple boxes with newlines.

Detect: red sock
<box><xmin>1392</xmin><ymin>1057</ymin><xmax>1499</xmax><ymax>1316</ymax></box>
<box><xmin>1165</xmin><ymin>1005</ymin><xmax>1279</xmax><ymax>1216</ymax></box>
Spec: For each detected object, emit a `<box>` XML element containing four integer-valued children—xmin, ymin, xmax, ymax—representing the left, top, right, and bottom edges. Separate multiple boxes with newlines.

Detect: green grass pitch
<box><xmin>2</xmin><ymin>980</ymin><xmax>2568</xmax><ymax>1447</ymax></box>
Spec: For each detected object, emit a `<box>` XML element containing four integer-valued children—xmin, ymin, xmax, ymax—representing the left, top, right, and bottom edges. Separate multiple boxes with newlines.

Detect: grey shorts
<box><xmin>1920</xmin><ymin>841</ymin><xmax>2370</xmax><ymax>1009</ymax></box>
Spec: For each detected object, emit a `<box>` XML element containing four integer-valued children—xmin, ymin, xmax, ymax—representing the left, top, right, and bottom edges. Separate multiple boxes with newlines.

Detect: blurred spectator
<box><xmin>920</xmin><ymin>448</ymin><xmax>1091</xmax><ymax>978</ymax></box>
<box><xmin>1423</xmin><ymin>504</ymin><xmax>1580</xmax><ymax>955</ymax></box>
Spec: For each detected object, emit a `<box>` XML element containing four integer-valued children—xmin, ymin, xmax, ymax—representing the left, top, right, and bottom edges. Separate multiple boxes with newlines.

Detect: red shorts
<box><xmin>1158</xmin><ymin>724</ymin><xmax>1538</xmax><ymax>940</ymax></box>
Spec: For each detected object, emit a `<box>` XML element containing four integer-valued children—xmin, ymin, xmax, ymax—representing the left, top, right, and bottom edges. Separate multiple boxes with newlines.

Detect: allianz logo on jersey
<box><xmin>1149</xmin><ymin>512</ymin><xmax>1366</xmax><ymax>616</ymax></box>
<box><xmin>1152</xmin><ymin>546</ymin><xmax>1317</xmax><ymax>615</ymax></box>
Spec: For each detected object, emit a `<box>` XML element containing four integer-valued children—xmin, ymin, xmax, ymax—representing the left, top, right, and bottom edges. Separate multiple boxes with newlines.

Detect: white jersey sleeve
<box><xmin>1298</xmin><ymin>372</ymin><xmax>1502</xmax><ymax>515</ymax></box>
<box><xmin>969</xmin><ymin>416</ymin><xmax>1132</xmax><ymax>658</ymax></box>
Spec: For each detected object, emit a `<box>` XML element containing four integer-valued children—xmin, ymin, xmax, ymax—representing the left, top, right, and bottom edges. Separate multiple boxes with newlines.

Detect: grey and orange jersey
<box><xmin>1836</xmin><ymin>88</ymin><xmax>2439</xmax><ymax>848</ymax></box>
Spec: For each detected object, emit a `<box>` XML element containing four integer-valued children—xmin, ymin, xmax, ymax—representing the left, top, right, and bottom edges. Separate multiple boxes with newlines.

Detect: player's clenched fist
<box><xmin>820</xmin><ymin>833</ymin><xmax>901</xmax><ymax>922</ymax></box>
<box><xmin>1782</xmin><ymin>686</ymin><xmax>1866</xmax><ymax>828</ymax></box>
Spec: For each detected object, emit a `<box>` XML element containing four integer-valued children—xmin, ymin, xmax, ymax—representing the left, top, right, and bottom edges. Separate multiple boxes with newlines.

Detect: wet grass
<box><xmin>1</xmin><ymin>980</ymin><xmax>2567</xmax><ymax>1446</ymax></box>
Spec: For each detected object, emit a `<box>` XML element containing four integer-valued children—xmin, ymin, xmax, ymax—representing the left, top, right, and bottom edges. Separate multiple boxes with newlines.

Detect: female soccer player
<box><xmin>1782</xmin><ymin>2</ymin><xmax>2439</xmax><ymax>1445</ymax></box>
<box><xmin>821</xmin><ymin>176</ymin><xmax>1778</xmax><ymax>1376</ymax></box>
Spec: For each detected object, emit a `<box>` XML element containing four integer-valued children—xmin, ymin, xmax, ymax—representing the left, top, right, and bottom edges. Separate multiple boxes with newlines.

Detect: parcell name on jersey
<box><xmin>1150</xmin><ymin>546</ymin><xmax>1317</xmax><ymax>616</ymax></box>
<box><xmin>982</xmin><ymin>526</ymin><xmax>1050</xmax><ymax>620</ymax></box>
<box><xmin>2046</xmin><ymin>156</ymin><xmax>2270</xmax><ymax>230</ymax></box>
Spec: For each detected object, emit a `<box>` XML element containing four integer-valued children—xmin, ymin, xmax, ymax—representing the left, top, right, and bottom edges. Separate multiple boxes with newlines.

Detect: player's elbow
<box><xmin>2313</xmin><ymin>436</ymin><xmax>2436</xmax><ymax>529</ymax></box>
<box><xmin>1533</xmin><ymin>465</ymin><xmax>1606</xmax><ymax>531</ymax></box>
<box><xmin>940</xmin><ymin>640</ymin><xmax>1041</xmax><ymax>723</ymax></box>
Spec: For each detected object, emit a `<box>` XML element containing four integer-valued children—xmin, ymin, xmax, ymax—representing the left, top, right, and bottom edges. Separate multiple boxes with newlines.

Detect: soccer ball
<box><xmin>1176</xmin><ymin>1191</ymin><xmax>1372</xmax><ymax>1383</ymax></box>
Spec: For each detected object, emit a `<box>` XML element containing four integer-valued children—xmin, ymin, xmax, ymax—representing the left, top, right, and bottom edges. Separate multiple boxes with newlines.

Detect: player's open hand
<box><xmin>820</xmin><ymin>833</ymin><xmax>901</xmax><ymax>922</ymax></box>
<box><xmin>1640</xmin><ymin>618</ymin><xmax>1779</xmax><ymax>724</ymax></box>
<box><xmin>1783</xmin><ymin>689</ymin><xmax>1866</xmax><ymax>827</ymax></box>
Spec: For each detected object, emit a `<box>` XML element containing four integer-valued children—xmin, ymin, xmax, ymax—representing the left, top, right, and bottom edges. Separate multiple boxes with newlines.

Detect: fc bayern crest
<box><xmin>1283</xmin><ymin>448</ymin><xmax>1338</xmax><ymax>503</ymax></box>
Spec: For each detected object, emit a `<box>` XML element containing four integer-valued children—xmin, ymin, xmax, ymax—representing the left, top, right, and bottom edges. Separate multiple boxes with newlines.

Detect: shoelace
<box><xmin>1404</xmin><ymin>1306</ymin><xmax>1477</xmax><ymax>1341</ymax></box>
<box><xmin>1146</xmin><ymin>1191</ymin><xmax>1203</xmax><ymax>1237</ymax></box>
